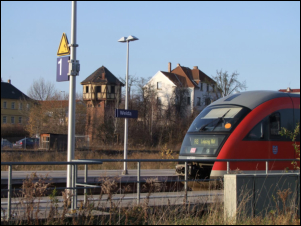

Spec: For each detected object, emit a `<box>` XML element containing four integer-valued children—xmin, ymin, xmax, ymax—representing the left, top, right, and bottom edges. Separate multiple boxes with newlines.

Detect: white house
<box><xmin>144</xmin><ymin>63</ymin><xmax>221</xmax><ymax>116</ymax></box>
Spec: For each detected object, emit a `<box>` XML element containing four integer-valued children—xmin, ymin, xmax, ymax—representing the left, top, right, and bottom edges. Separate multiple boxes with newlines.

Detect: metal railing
<box><xmin>1</xmin><ymin>158</ymin><xmax>299</xmax><ymax>220</ymax></box>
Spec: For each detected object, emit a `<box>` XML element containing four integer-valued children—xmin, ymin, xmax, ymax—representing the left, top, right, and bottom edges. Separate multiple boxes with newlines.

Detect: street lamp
<box><xmin>118</xmin><ymin>35</ymin><xmax>139</xmax><ymax>175</ymax></box>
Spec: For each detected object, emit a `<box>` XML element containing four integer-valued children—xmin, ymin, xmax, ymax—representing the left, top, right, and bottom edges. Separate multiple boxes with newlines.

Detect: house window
<box><xmin>11</xmin><ymin>116</ymin><xmax>15</xmax><ymax>124</ymax></box>
<box><xmin>96</xmin><ymin>86</ymin><xmax>101</xmax><ymax>93</ymax></box>
<box><xmin>157</xmin><ymin>82</ymin><xmax>162</xmax><ymax>90</ymax></box>
<box><xmin>212</xmin><ymin>85</ymin><xmax>215</xmax><ymax>91</ymax></box>
<box><xmin>19</xmin><ymin>117</ymin><xmax>22</xmax><ymax>124</ymax></box>
<box><xmin>207</xmin><ymin>84</ymin><xmax>209</xmax><ymax>92</ymax></box>
<box><xmin>205</xmin><ymin>98</ymin><xmax>211</xmax><ymax>105</ymax></box>
<box><xmin>187</xmin><ymin>97</ymin><xmax>191</xmax><ymax>105</ymax></box>
<box><xmin>86</xmin><ymin>86</ymin><xmax>89</xmax><ymax>93</ymax></box>
<box><xmin>111</xmin><ymin>86</ymin><xmax>115</xmax><ymax>94</ymax></box>
<box><xmin>200</xmin><ymin>83</ymin><xmax>203</xmax><ymax>91</ymax></box>
<box><xmin>19</xmin><ymin>103</ymin><xmax>23</xmax><ymax>110</ymax></box>
<box><xmin>11</xmin><ymin>102</ymin><xmax>15</xmax><ymax>109</ymax></box>
<box><xmin>197</xmin><ymin>97</ymin><xmax>201</xmax><ymax>106</ymax></box>
<box><xmin>157</xmin><ymin>97</ymin><xmax>162</xmax><ymax>105</ymax></box>
<box><xmin>3</xmin><ymin>116</ymin><xmax>7</xmax><ymax>123</ymax></box>
<box><xmin>27</xmin><ymin>104</ymin><xmax>30</xmax><ymax>110</ymax></box>
<box><xmin>3</xmin><ymin>101</ymin><xmax>7</xmax><ymax>109</ymax></box>
<box><xmin>98</xmin><ymin>104</ymin><xmax>101</xmax><ymax>107</ymax></box>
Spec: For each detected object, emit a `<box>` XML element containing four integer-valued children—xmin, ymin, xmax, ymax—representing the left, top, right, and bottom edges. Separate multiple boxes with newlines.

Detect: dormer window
<box><xmin>86</xmin><ymin>86</ymin><xmax>89</xmax><ymax>93</ymax></box>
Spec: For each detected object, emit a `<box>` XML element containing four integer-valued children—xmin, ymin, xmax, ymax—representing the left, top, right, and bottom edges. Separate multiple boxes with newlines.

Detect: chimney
<box><xmin>177</xmin><ymin>63</ymin><xmax>181</xmax><ymax>67</ymax></box>
<box><xmin>168</xmin><ymin>62</ymin><xmax>171</xmax><ymax>72</ymax></box>
<box><xmin>193</xmin><ymin>66</ymin><xmax>198</xmax><ymax>70</ymax></box>
<box><xmin>287</xmin><ymin>87</ymin><xmax>291</xmax><ymax>92</ymax></box>
<box><xmin>8</xmin><ymin>79</ymin><xmax>11</xmax><ymax>84</ymax></box>
<box><xmin>102</xmin><ymin>72</ymin><xmax>105</xmax><ymax>80</ymax></box>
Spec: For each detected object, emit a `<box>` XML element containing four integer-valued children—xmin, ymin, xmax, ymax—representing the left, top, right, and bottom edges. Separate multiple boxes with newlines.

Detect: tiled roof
<box><xmin>1</xmin><ymin>82</ymin><xmax>31</xmax><ymax>100</ymax></box>
<box><xmin>191</xmin><ymin>68</ymin><xmax>215</xmax><ymax>84</ymax></box>
<box><xmin>171</xmin><ymin>66</ymin><xmax>196</xmax><ymax>87</ymax></box>
<box><xmin>161</xmin><ymin>72</ymin><xmax>187</xmax><ymax>87</ymax></box>
<box><xmin>170</xmin><ymin>65</ymin><xmax>215</xmax><ymax>88</ymax></box>
<box><xmin>81</xmin><ymin>66</ymin><xmax>124</xmax><ymax>86</ymax></box>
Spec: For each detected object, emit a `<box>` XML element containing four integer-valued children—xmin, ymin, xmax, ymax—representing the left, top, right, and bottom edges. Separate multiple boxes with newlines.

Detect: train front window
<box><xmin>188</xmin><ymin>105</ymin><xmax>249</xmax><ymax>132</ymax></box>
<box><xmin>180</xmin><ymin>134</ymin><xmax>226</xmax><ymax>156</ymax></box>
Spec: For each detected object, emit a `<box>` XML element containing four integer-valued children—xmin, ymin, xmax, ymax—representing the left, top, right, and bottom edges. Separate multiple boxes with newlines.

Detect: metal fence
<box><xmin>1</xmin><ymin>158</ymin><xmax>300</xmax><ymax>220</ymax></box>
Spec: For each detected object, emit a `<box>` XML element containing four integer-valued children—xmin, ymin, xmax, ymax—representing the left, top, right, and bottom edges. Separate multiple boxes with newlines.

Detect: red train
<box><xmin>176</xmin><ymin>91</ymin><xmax>300</xmax><ymax>178</ymax></box>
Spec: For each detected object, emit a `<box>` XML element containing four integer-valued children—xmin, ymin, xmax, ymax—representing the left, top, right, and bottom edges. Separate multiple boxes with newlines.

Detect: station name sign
<box><xmin>115</xmin><ymin>109</ymin><xmax>138</xmax><ymax>119</ymax></box>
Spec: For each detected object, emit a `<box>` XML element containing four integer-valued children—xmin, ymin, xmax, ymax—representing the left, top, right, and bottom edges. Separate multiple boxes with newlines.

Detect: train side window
<box><xmin>244</xmin><ymin>118</ymin><xmax>268</xmax><ymax>141</ymax></box>
<box><xmin>294</xmin><ymin>109</ymin><xmax>300</xmax><ymax>142</ymax></box>
<box><xmin>269</xmin><ymin>112</ymin><xmax>281</xmax><ymax>137</ymax></box>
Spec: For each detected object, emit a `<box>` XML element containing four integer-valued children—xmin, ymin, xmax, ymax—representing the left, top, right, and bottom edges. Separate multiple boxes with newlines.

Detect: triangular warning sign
<box><xmin>57</xmin><ymin>33</ymin><xmax>70</xmax><ymax>56</ymax></box>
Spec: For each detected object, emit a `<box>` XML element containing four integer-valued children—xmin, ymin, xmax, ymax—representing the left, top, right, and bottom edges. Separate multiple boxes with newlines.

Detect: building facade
<box><xmin>1</xmin><ymin>79</ymin><xmax>32</xmax><ymax>125</ymax></box>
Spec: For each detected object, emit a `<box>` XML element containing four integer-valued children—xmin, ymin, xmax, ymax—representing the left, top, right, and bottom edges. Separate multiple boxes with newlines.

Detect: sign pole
<box><xmin>67</xmin><ymin>1</ymin><xmax>77</xmax><ymax>193</ymax></box>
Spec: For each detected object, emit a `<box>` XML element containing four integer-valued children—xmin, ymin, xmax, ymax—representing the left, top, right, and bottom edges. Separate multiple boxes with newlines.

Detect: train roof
<box><xmin>210</xmin><ymin>90</ymin><xmax>300</xmax><ymax>110</ymax></box>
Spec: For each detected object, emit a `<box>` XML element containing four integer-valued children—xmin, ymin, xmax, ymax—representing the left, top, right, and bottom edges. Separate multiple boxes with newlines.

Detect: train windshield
<box><xmin>180</xmin><ymin>105</ymin><xmax>250</xmax><ymax>156</ymax></box>
<box><xmin>188</xmin><ymin>105</ymin><xmax>248</xmax><ymax>132</ymax></box>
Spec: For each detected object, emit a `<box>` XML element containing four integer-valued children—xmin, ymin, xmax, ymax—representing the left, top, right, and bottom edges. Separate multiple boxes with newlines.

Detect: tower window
<box><xmin>111</xmin><ymin>86</ymin><xmax>115</xmax><ymax>94</ymax></box>
<box><xmin>96</xmin><ymin>86</ymin><xmax>101</xmax><ymax>93</ymax></box>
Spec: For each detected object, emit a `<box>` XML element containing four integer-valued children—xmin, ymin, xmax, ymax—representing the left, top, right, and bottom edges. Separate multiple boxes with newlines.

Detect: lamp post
<box><xmin>118</xmin><ymin>35</ymin><xmax>138</xmax><ymax>175</ymax></box>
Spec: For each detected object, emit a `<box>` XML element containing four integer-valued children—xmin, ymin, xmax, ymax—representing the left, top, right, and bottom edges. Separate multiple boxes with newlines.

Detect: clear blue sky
<box><xmin>1</xmin><ymin>1</ymin><xmax>300</xmax><ymax>96</ymax></box>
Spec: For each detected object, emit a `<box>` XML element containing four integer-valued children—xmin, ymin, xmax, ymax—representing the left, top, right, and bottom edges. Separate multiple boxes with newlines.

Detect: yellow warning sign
<box><xmin>57</xmin><ymin>33</ymin><xmax>70</xmax><ymax>56</ymax></box>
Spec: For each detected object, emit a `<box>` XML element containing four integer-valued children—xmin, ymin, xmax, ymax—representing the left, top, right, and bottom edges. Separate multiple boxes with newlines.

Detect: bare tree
<box><xmin>212</xmin><ymin>70</ymin><xmax>247</xmax><ymax>97</ymax></box>
<box><xmin>27</xmin><ymin>77</ymin><xmax>59</xmax><ymax>101</ymax></box>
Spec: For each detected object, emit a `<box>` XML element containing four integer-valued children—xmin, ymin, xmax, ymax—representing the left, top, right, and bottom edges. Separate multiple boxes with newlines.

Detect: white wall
<box><xmin>145</xmin><ymin>71</ymin><xmax>176</xmax><ymax>109</ymax></box>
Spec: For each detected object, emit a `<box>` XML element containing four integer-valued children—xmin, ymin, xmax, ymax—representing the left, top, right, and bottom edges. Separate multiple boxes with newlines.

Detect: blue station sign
<box><xmin>115</xmin><ymin>109</ymin><xmax>138</xmax><ymax>119</ymax></box>
<box><xmin>56</xmin><ymin>56</ymin><xmax>70</xmax><ymax>82</ymax></box>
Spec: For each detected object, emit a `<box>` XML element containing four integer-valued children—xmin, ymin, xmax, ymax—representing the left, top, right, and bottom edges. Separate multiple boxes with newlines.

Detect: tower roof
<box><xmin>81</xmin><ymin>66</ymin><xmax>124</xmax><ymax>86</ymax></box>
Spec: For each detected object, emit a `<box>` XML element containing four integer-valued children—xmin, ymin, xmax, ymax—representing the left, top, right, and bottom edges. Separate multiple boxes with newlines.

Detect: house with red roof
<box><xmin>144</xmin><ymin>63</ymin><xmax>221</xmax><ymax>116</ymax></box>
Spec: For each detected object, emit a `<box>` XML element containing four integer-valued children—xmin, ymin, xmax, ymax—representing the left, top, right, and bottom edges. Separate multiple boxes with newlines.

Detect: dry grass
<box><xmin>1</xmin><ymin>173</ymin><xmax>300</xmax><ymax>225</ymax></box>
<box><xmin>1</xmin><ymin>148</ymin><xmax>179</xmax><ymax>171</ymax></box>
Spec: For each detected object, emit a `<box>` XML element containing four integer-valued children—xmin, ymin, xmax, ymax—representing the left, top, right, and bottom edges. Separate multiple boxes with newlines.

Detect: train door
<box><xmin>268</xmin><ymin>109</ymin><xmax>295</xmax><ymax>171</ymax></box>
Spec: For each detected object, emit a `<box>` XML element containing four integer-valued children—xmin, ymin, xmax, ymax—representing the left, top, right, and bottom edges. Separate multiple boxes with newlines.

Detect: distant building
<box><xmin>81</xmin><ymin>66</ymin><xmax>124</xmax><ymax>142</ymax></box>
<box><xmin>1</xmin><ymin>79</ymin><xmax>32</xmax><ymax>125</ymax></box>
<box><xmin>144</xmin><ymin>63</ymin><xmax>221</xmax><ymax>117</ymax></box>
<box><xmin>278</xmin><ymin>87</ymin><xmax>300</xmax><ymax>94</ymax></box>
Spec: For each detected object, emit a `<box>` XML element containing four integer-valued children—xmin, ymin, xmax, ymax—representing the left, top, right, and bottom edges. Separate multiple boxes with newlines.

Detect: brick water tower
<box><xmin>81</xmin><ymin>66</ymin><xmax>124</xmax><ymax>142</ymax></box>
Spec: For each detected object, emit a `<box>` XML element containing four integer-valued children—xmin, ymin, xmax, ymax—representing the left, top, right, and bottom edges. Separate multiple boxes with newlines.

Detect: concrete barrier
<box><xmin>224</xmin><ymin>173</ymin><xmax>300</xmax><ymax>221</ymax></box>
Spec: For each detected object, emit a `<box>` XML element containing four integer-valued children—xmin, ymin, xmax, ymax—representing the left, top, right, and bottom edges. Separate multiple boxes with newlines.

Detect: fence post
<box><xmin>84</xmin><ymin>164</ymin><xmax>87</xmax><ymax>205</ymax></box>
<box><xmin>184</xmin><ymin>161</ymin><xmax>188</xmax><ymax>203</ymax></box>
<box><xmin>227</xmin><ymin>161</ymin><xmax>230</xmax><ymax>174</ymax></box>
<box><xmin>137</xmin><ymin>161</ymin><xmax>141</xmax><ymax>205</ymax></box>
<box><xmin>266</xmin><ymin>161</ymin><xmax>269</xmax><ymax>174</ymax></box>
<box><xmin>71</xmin><ymin>164</ymin><xmax>75</xmax><ymax>211</ymax></box>
<box><xmin>74</xmin><ymin>164</ymin><xmax>77</xmax><ymax>210</ymax></box>
<box><xmin>7</xmin><ymin>164</ymin><xmax>12</xmax><ymax>220</ymax></box>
